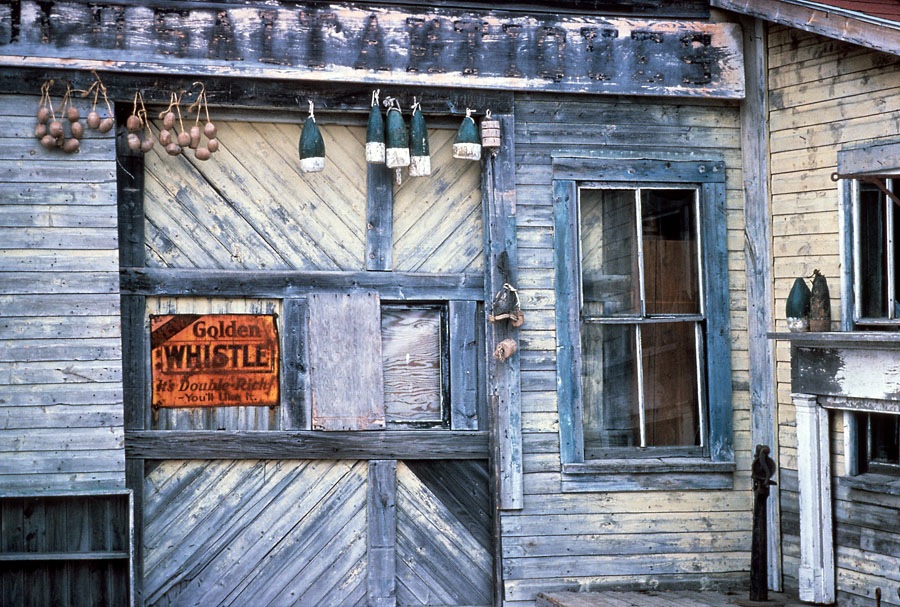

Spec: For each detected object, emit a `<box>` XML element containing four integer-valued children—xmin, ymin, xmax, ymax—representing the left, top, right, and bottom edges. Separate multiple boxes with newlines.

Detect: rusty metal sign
<box><xmin>150</xmin><ymin>314</ymin><xmax>279</xmax><ymax>408</ymax></box>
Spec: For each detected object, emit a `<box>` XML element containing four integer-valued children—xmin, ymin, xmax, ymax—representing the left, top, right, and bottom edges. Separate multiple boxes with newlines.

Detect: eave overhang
<box><xmin>711</xmin><ymin>0</ymin><xmax>900</xmax><ymax>56</ymax></box>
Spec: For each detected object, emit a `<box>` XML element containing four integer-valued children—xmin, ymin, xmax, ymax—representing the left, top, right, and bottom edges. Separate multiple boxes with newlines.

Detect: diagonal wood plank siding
<box><xmin>143</xmin><ymin>459</ymin><xmax>368</xmax><ymax>607</ymax></box>
<box><xmin>144</xmin><ymin>122</ymin><xmax>368</xmax><ymax>271</ymax></box>
<box><xmin>393</xmin><ymin>129</ymin><xmax>483</xmax><ymax>273</ymax></box>
<box><xmin>396</xmin><ymin>460</ymin><xmax>493</xmax><ymax>607</ymax></box>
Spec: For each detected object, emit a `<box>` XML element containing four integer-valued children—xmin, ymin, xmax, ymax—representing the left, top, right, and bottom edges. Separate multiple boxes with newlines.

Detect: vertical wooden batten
<box><xmin>116</xmin><ymin>102</ymin><xmax>147</xmax><ymax>607</ymax></box>
<box><xmin>482</xmin><ymin>113</ymin><xmax>523</xmax><ymax>511</ymax></box>
<box><xmin>366</xmin><ymin>163</ymin><xmax>394</xmax><ymax>271</ymax></box>
<box><xmin>367</xmin><ymin>460</ymin><xmax>398</xmax><ymax>607</ymax></box>
<box><xmin>740</xmin><ymin>15</ymin><xmax>782</xmax><ymax>591</ymax></box>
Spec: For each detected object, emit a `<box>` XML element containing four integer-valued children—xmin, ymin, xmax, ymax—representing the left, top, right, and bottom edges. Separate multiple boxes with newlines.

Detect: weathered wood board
<box><xmin>0</xmin><ymin>93</ymin><xmax>125</xmax><ymax>493</ymax></box>
<box><xmin>0</xmin><ymin>1</ymin><xmax>744</xmax><ymax>98</ymax></box>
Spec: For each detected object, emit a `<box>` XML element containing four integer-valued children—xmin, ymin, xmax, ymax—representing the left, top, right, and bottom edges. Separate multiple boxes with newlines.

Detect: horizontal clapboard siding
<box><xmin>506</xmin><ymin>93</ymin><xmax>749</xmax><ymax>605</ymax></box>
<box><xmin>0</xmin><ymin>93</ymin><xmax>124</xmax><ymax>492</ymax></box>
<box><xmin>768</xmin><ymin>26</ymin><xmax>900</xmax><ymax>605</ymax></box>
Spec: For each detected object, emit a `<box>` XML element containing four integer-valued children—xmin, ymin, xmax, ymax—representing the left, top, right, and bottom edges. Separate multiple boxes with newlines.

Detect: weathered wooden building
<box><xmin>0</xmin><ymin>0</ymin><xmax>897</xmax><ymax>605</ymax></box>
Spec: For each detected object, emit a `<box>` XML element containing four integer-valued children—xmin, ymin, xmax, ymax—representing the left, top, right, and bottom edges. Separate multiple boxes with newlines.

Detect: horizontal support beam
<box><xmin>0</xmin><ymin>1</ymin><xmax>744</xmax><ymax>98</ymax></box>
<box><xmin>120</xmin><ymin>267</ymin><xmax>485</xmax><ymax>301</ymax></box>
<box><xmin>0</xmin><ymin>67</ymin><xmax>514</xmax><ymax>115</ymax></box>
<box><xmin>126</xmin><ymin>430</ymin><xmax>490</xmax><ymax>459</ymax></box>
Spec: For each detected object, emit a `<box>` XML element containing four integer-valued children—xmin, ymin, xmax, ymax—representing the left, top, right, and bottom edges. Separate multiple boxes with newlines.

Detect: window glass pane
<box><xmin>581</xmin><ymin>322</ymin><xmax>640</xmax><ymax>452</ymax></box>
<box><xmin>381</xmin><ymin>306</ymin><xmax>444</xmax><ymax>426</ymax></box>
<box><xmin>641</xmin><ymin>322</ymin><xmax>700</xmax><ymax>446</ymax></box>
<box><xmin>859</xmin><ymin>180</ymin><xmax>888</xmax><ymax>318</ymax></box>
<box><xmin>642</xmin><ymin>189</ymin><xmax>700</xmax><ymax>315</ymax></box>
<box><xmin>581</xmin><ymin>189</ymin><xmax>639</xmax><ymax>317</ymax></box>
<box><xmin>869</xmin><ymin>412</ymin><xmax>900</xmax><ymax>466</ymax></box>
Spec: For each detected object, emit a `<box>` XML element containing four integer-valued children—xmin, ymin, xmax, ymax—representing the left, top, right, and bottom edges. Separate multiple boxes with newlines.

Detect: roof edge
<box><xmin>711</xmin><ymin>0</ymin><xmax>900</xmax><ymax>56</ymax></box>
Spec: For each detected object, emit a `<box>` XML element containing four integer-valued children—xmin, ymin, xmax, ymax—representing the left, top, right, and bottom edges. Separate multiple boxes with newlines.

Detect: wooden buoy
<box><xmin>809</xmin><ymin>269</ymin><xmax>831</xmax><ymax>332</ymax></box>
<box><xmin>481</xmin><ymin>109</ymin><xmax>501</xmax><ymax>155</ymax></box>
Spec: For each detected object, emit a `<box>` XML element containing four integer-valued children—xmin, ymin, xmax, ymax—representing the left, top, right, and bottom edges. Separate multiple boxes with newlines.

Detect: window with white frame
<box><xmin>553</xmin><ymin>154</ymin><xmax>734</xmax><ymax>491</ymax></box>
<box><xmin>839</xmin><ymin>138</ymin><xmax>900</xmax><ymax>478</ymax></box>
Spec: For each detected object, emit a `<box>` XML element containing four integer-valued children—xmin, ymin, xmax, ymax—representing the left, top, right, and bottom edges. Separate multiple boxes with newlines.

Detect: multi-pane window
<box><xmin>553</xmin><ymin>154</ymin><xmax>733</xmax><ymax>488</ymax></box>
<box><xmin>579</xmin><ymin>187</ymin><xmax>705</xmax><ymax>456</ymax></box>
<box><xmin>853</xmin><ymin>179</ymin><xmax>900</xmax><ymax>325</ymax></box>
<box><xmin>847</xmin><ymin>176</ymin><xmax>900</xmax><ymax>474</ymax></box>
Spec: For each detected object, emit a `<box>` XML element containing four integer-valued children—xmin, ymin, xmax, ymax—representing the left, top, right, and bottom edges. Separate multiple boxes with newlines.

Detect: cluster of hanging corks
<box><xmin>34</xmin><ymin>76</ymin><xmax>114</xmax><ymax>154</ymax></box>
<box><xmin>298</xmin><ymin>91</ymin><xmax>500</xmax><ymax>182</ymax></box>
<box><xmin>125</xmin><ymin>84</ymin><xmax>219</xmax><ymax>161</ymax></box>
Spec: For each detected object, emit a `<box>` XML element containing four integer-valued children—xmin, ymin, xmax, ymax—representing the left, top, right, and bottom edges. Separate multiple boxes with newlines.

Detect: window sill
<box><xmin>840</xmin><ymin>472</ymin><xmax>900</xmax><ymax>496</ymax></box>
<box><xmin>561</xmin><ymin>458</ymin><xmax>735</xmax><ymax>492</ymax></box>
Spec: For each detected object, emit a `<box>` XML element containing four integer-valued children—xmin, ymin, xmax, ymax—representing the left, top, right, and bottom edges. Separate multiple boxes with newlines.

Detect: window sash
<box><xmin>552</xmin><ymin>155</ymin><xmax>732</xmax><ymax>470</ymax></box>
<box><xmin>853</xmin><ymin>178</ymin><xmax>900</xmax><ymax>325</ymax></box>
<box><xmin>577</xmin><ymin>185</ymin><xmax>707</xmax><ymax>454</ymax></box>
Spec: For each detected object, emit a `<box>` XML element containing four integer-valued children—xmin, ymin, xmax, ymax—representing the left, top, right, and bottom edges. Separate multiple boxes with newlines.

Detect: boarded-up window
<box><xmin>382</xmin><ymin>305</ymin><xmax>448</xmax><ymax>428</ymax></box>
<box><xmin>308</xmin><ymin>291</ymin><xmax>385</xmax><ymax>431</ymax></box>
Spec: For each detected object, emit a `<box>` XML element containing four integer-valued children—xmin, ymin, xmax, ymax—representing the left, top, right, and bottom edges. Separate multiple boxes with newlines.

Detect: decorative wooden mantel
<box><xmin>770</xmin><ymin>331</ymin><xmax>900</xmax><ymax>605</ymax></box>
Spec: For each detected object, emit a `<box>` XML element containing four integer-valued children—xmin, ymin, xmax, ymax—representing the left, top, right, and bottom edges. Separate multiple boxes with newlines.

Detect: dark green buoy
<box><xmin>365</xmin><ymin>89</ymin><xmax>385</xmax><ymax>164</ymax></box>
<box><xmin>786</xmin><ymin>276</ymin><xmax>811</xmax><ymax>332</ymax></box>
<box><xmin>299</xmin><ymin>100</ymin><xmax>325</xmax><ymax>173</ymax></box>
<box><xmin>408</xmin><ymin>99</ymin><xmax>431</xmax><ymax>177</ymax></box>
<box><xmin>452</xmin><ymin>108</ymin><xmax>481</xmax><ymax>161</ymax></box>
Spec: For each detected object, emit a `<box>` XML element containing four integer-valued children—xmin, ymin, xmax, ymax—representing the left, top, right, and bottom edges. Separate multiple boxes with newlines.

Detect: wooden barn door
<box><xmin>120</xmin><ymin>116</ymin><xmax>493</xmax><ymax>607</ymax></box>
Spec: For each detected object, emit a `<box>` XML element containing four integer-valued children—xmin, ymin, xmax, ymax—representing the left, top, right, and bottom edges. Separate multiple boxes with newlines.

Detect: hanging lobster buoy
<box><xmin>385</xmin><ymin>98</ymin><xmax>410</xmax><ymax>184</ymax></box>
<box><xmin>299</xmin><ymin>100</ymin><xmax>325</xmax><ymax>173</ymax></box>
<box><xmin>481</xmin><ymin>109</ymin><xmax>501</xmax><ymax>156</ymax></box>
<box><xmin>809</xmin><ymin>269</ymin><xmax>832</xmax><ymax>332</ymax></box>
<box><xmin>785</xmin><ymin>276</ymin><xmax>811</xmax><ymax>332</ymax></box>
<box><xmin>366</xmin><ymin>89</ymin><xmax>385</xmax><ymax>164</ymax></box>
<box><xmin>408</xmin><ymin>98</ymin><xmax>431</xmax><ymax>178</ymax></box>
<box><xmin>453</xmin><ymin>108</ymin><xmax>481</xmax><ymax>161</ymax></box>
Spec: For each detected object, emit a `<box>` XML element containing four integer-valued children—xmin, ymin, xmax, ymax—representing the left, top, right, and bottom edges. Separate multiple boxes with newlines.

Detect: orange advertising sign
<box><xmin>150</xmin><ymin>314</ymin><xmax>279</xmax><ymax>408</ymax></box>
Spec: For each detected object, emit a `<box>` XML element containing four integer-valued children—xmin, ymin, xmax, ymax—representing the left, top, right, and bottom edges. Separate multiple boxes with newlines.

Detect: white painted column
<box><xmin>793</xmin><ymin>393</ymin><xmax>835</xmax><ymax>604</ymax></box>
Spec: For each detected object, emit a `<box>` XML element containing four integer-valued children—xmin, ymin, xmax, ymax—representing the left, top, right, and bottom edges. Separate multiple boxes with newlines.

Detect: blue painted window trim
<box><xmin>552</xmin><ymin>154</ymin><xmax>734</xmax><ymax>491</ymax></box>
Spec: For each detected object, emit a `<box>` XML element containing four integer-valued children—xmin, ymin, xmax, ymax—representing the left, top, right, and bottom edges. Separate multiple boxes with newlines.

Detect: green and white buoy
<box><xmin>299</xmin><ymin>100</ymin><xmax>325</xmax><ymax>173</ymax></box>
<box><xmin>409</xmin><ymin>98</ymin><xmax>431</xmax><ymax>177</ymax></box>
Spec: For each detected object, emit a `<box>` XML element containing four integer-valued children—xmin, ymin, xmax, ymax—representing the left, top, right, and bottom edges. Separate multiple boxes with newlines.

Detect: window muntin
<box><xmin>853</xmin><ymin>178</ymin><xmax>900</xmax><ymax>325</ymax></box>
<box><xmin>578</xmin><ymin>187</ymin><xmax>706</xmax><ymax>456</ymax></box>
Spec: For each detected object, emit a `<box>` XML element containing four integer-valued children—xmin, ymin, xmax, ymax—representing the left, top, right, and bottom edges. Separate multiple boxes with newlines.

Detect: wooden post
<box><xmin>793</xmin><ymin>393</ymin><xmax>835</xmax><ymax>604</ymax></box>
<box><xmin>482</xmin><ymin>114</ymin><xmax>522</xmax><ymax>511</ymax></box>
<box><xmin>740</xmin><ymin>15</ymin><xmax>782</xmax><ymax>591</ymax></box>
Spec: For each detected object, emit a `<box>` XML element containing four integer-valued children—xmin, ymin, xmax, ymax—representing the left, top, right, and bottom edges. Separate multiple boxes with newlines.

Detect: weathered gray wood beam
<box><xmin>125</xmin><ymin>430</ymin><xmax>489</xmax><ymax>459</ymax></box>
<box><xmin>0</xmin><ymin>1</ymin><xmax>745</xmax><ymax>98</ymax></box>
<box><xmin>739</xmin><ymin>15</ymin><xmax>781</xmax><ymax>591</ymax></box>
<box><xmin>367</xmin><ymin>460</ymin><xmax>397</xmax><ymax>607</ymax></box>
<box><xmin>120</xmin><ymin>267</ymin><xmax>484</xmax><ymax>300</ymax></box>
<box><xmin>483</xmin><ymin>113</ymin><xmax>523</xmax><ymax>510</ymax></box>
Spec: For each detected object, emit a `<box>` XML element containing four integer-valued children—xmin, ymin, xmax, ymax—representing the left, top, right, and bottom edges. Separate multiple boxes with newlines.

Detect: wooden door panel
<box><xmin>395</xmin><ymin>461</ymin><xmax>493</xmax><ymax>607</ymax></box>
<box><xmin>143</xmin><ymin>459</ymin><xmax>367</xmax><ymax>607</ymax></box>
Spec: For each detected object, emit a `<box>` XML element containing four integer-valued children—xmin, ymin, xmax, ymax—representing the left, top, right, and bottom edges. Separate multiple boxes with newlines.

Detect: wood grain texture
<box><xmin>0</xmin><ymin>93</ymin><xmax>125</xmax><ymax>493</ymax></box>
<box><xmin>144</xmin><ymin>121</ymin><xmax>366</xmax><ymax>271</ymax></box>
<box><xmin>0</xmin><ymin>2</ymin><xmax>744</xmax><ymax>98</ymax></box>
<box><xmin>142</xmin><ymin>459</ymin><xmax>367</xmax><ymax>607</ymax></box>
<box><xmin>396</xmin><ymin>460</ymin><xmax>493</xmax><ymax>606</ymax></box>
<box><xmin>308</xmin><ymin>291</ymin><xmax>385</xmax><ymax>431</ymax></box>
